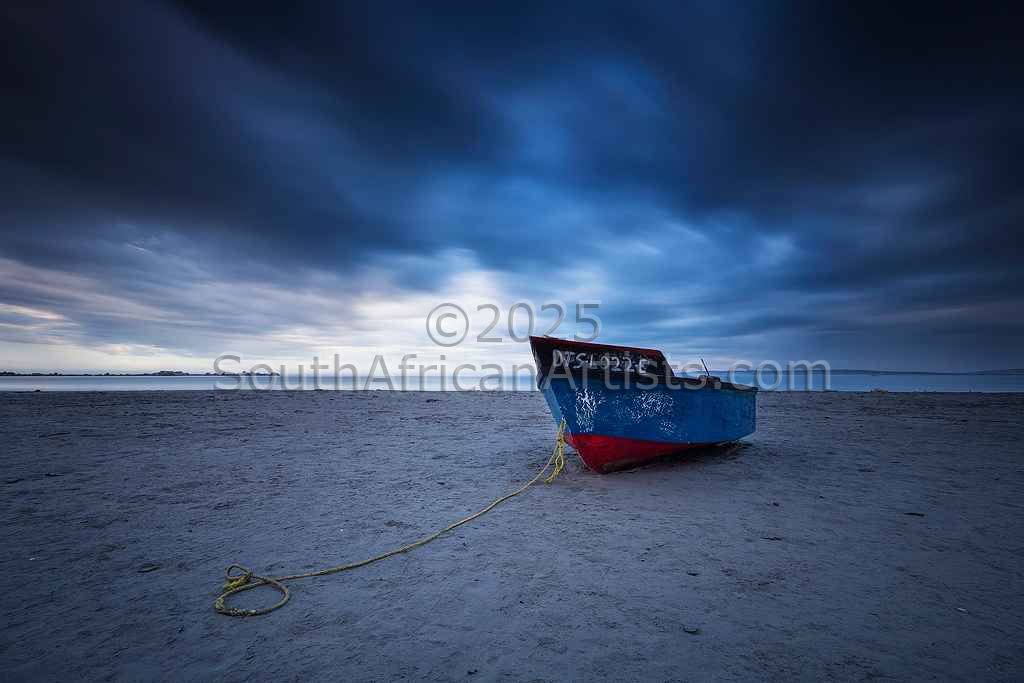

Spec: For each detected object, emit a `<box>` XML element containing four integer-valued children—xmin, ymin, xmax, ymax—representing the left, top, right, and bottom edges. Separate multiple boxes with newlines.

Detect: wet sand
<box><xmin>1</xmin><ymin>391</ymin><xmax>1022</xmax><ymax>680</ymax></box>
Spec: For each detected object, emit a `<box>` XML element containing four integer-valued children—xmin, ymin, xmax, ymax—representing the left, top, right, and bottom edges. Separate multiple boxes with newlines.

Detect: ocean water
<box><xmin>1</xmin><ymin>372</ymin><xmax>1022</xmax><ymax>392</ymax></box>
<box><xmin>724</xmin><ymin>370</ymin><xmax>1024</xmax><ymax>393</ymax></box>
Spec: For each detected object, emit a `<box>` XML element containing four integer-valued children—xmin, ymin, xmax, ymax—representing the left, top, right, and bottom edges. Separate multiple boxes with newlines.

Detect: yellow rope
<box><xmin>545</xmin><ymin>422</ymin><xmax>565</xmax><ymax>483</ymax></box>
<box><xmin>214</xmin><ymin>419</ymin><xmax>568</xmax><ymax>617</ymax></box>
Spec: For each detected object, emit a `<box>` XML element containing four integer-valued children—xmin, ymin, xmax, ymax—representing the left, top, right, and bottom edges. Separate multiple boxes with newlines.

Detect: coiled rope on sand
<box><xmin>213</xmin><ymin>419</ymin><xmax>567</xmax><ymax>617</ymax></box>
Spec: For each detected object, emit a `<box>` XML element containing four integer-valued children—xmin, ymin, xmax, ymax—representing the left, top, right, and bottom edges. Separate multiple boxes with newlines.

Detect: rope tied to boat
<box><xmin>213</xmin><ymin>419</ymin><xmax>568</xmax><ymax>617</ymax></box>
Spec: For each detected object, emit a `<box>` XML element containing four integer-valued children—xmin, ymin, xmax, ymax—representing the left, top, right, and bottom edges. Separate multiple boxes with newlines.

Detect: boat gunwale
<box><xmin>529</xmin><ymin>335</ymin><xmax>758</xmax><ymax>393</ymax></box>
<box><xmin>540</xmin><ymin>368</ymin><xmax>757</xmax><ymax>393</ymax></box>
<box><xmin>528</xmin><ymin>335</ymin><xmax>663</xmax><ymax>356</ymax></box>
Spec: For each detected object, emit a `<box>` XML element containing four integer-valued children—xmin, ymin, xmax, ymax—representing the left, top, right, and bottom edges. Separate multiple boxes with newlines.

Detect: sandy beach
<box><xmin>1</xmin><ymin>390</ymin><xmax>1022</xmax><ymax>680</ymax></box>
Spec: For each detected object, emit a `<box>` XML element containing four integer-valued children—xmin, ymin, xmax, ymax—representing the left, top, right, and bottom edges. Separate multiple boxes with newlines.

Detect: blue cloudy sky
<box><xmin>1</xmin><ymin>2</ymin><xmax>1021</xmax><ymax>373</ymax></box>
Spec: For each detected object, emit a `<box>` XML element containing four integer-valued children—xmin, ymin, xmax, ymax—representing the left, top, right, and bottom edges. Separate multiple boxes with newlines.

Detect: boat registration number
<box><xmin>552</xmin><ymin>349</ymin><xmax>652</xmax><ymax>373</ymax></box>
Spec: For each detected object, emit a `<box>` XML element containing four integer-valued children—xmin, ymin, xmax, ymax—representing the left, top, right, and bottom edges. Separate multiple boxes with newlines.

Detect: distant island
<box><xmin>0</xmin><ymin>370</ymin><xmax>280</xmax><ymax>377</ymax></box>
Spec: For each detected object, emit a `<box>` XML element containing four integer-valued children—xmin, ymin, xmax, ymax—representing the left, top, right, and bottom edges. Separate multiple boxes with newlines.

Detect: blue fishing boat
<box><xmin>530</xmin><ymin>336</ymin><xmax>757</xmax><ymax>472</ymax></box>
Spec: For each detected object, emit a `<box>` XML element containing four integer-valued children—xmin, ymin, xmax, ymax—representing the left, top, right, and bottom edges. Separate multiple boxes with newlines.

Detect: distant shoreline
<box><xmin>814</xmin><ymin>368</ymin><xmax>1024</xmax><ymax>376</ymax></box>
<box><xmin>0</xmin><ymin>372</ymin><xmax>279</xmax><ymax>377</ymax></box>
<box><xmin>2</xmin><ymin>369</ymin><xmax>1022</xmax><ymax>377</ymax></box>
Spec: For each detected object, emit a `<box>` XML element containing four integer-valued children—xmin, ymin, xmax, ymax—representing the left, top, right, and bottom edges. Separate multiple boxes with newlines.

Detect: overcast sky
<box><xmin>1</xmin><ymin>2</ymin><xmax>1021</xmax><ymax>372</ymax></box>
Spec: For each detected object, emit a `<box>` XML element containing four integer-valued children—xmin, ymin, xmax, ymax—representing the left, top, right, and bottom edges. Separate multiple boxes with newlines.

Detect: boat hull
<box><xmin>531</xmin><ymin>336</ymin><xmax>757</xmax><ymax>472</ymax></box>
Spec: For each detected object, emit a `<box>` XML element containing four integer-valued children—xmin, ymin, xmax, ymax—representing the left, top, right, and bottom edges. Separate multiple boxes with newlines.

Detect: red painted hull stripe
<box><xmin>566</xmin><ymin>434</ymin><xmax>702</xmax><ymax>473</ymax></box>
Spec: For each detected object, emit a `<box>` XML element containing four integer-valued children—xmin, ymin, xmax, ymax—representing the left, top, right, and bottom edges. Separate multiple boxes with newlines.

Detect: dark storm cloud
<box><xmin>0</xmin><ymin>1</ymin><xmax>1021</xmax><ymax>369</ymax></box>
